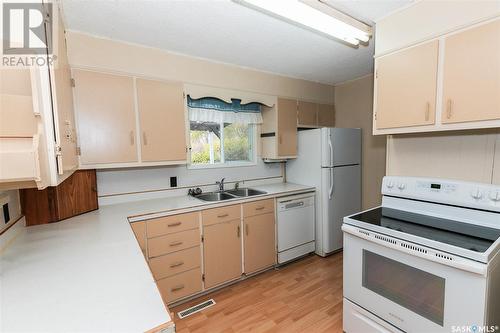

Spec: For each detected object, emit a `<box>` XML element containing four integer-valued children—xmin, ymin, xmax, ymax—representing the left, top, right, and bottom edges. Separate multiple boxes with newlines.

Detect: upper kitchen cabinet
<box><xmin>317</xmin><ymin>103</ymin><xmax>335</xmax><ymax>127</ymax></box>
<box><xmin>136</xmin><ymin>79</ymin><xmax>186</xmax><ymax>163</ymax></box>
<box><xmin>374</xmin><ymin>40</ymin><xmax>439</xmax><ymax>130</ymax></box>
<box><xmin>442</xmin><ymin>20</ymin><xmax>500</xmax><ymax>124</ymax></box>
<box><xmin>261</xmin><ymin>98</ymin><xmax>298</xmax><ymax>160</ymax></box>
<box><xmin>73</xmin><ymin>70</ymin><xmax>137</xmax><ymax>165</ymax></box>
<box><xmin>373</xmin><ymin>18</ymin><xmax>500</xmax><ymax>135</ymax></box>
<box><xmin>297</xmin><ymin>101</ymin><xmax>317</xmax><ymax>127</ymax></box>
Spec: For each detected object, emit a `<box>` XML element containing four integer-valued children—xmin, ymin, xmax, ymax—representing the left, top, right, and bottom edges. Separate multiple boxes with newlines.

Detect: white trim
<box><xmin>79</xmin><ymin>160</ymin><xmax>187</xmax><ymax>170</ymax></box>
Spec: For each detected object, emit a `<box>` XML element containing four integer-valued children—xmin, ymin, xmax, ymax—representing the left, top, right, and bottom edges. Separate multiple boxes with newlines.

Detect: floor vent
<box><xmin>177</xmin><ymin>299</ymin><xmax>216</xmax><ymax>319</ymax></box>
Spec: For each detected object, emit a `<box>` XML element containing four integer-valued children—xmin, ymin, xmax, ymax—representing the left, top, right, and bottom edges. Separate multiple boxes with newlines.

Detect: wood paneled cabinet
<box><xmin>374</xmin><ymin>40</ymin><xmax>439</xmax><ymax>130</ymax></box>
<box><xmin>373</xmin><ymin>19</ymin><xmax>500</xmax><ymax>135</ymax></box>
<box><xmin>442</xmin><ymin>20</ymin><xmax>500</xmax><ymax>124</ymax></box>
<box><xmin>297</xmin><ymin>101</ymin><xmax>335</xmax><ymax>128</ymax></box>
<box><xmin>73</xmin><ymin>70</ymin><xmax>187</xmax><ymax>168</ymax></box>
<box><xmin>202</xmin><ymin>205</ymin><xmax>242</xmax><ymax>288</ymax></box>
<box><xmin>243</xmin><ymin>199</ymin><xmax>276</xmax><ymax>274</ymax></box>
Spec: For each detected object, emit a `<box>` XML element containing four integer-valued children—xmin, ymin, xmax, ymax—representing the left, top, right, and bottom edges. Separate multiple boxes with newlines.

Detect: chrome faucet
<box><xmin>216</xmin><ymin>178</ymin><xmax>225</xmax><ymax>191</ymax></box>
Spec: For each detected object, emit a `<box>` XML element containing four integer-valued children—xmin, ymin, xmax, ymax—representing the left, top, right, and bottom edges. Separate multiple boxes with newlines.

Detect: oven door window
<box><xmin>362</xmin><ymin>250</ymin><xmax>445</xmax><ymax>326</ymax></box>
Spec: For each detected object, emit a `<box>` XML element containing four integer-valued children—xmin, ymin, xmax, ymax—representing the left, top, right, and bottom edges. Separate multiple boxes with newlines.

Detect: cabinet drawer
<box><xmin>148</xmin><ymin>229</ymin><xmax>200</xmax><ymax>258</ymax></box>
<box><xmin>243</xmin><ymin>199</ymin><xmax>274</xmax><ymax>217</ymax></box>
<box><xmin>146</xmin><ymin>212</ymin><xmax>199</xmax><ymax>238</ymax></box>
<box><xmin>202</xmin><ymin>204</ymin><xmax>240</xmax><ymax>226</ymax></box>
<box><xmin>149</xmin><ymin>246</ymin><xmax>201</xmax><ymax>280</ymax></box>
<box><xmin>157</xmin><ymin>268</ymin><xmax>202</xmax><ymax>303</ymax></box>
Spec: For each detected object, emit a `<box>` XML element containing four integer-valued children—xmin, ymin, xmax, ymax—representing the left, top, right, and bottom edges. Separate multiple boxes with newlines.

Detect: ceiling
<box><xmin>61</xmin><ymin>0</ymin><xmax>412</xmax><ymax>85</ymax></box>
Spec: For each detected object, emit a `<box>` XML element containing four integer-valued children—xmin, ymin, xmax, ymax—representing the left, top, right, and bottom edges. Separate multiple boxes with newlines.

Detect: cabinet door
<box><xmin>203</xmin><ymin>219</ymin><xmax>242</xmax><ymax>288</ymax></box>
<box><xmin>136</xmin><ymin>79</ymin><xmax>186</xmax><ymax>162</ymax></box>
<box><xmin>277</xmin><ymin>98</ymin><xmax>298</xmax><ymax>157</ymax></box>
<box><xmin>442</xmin><ymin>20</ymin><xmax>500</xmax><ymax>124</ymax></box>
<box><xmin>375</xmin><ymin>40</ymin><xmax>438</xmax><ymax>129</ymax></box>
<box><xmin>54</xmin><ymin>169</ymin><xmax>98</xmax><ymax>220</ymax></box>
<box><xmin>297</xmin><ymin>101</ymin><xmax>318</xmax><ymax>127</ymax></box>
<box><xmin>317</xmin><ymin>103</ymin><xmax>335</xmax><ymax>127</ymax></box>
<box><xmin>73</xmin><ymin>70</ymin><xmax>137</xmax><ymax>164</ymax></box>
<box><xmin>244</xmin><ymin>212</ymin><xmax>275</xmax><ymax>274</ymax></box>
<box><xmin>52</xmin><ymin>14</ymin><xmax>78</xmax><ymax>172</ymax></box>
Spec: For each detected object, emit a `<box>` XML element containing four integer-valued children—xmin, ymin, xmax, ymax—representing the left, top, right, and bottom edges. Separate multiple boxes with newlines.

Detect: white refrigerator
<box><xmin>286</xmin><ymin>128</ymin><xmax>361</xmax><ymax>256</ymax></box>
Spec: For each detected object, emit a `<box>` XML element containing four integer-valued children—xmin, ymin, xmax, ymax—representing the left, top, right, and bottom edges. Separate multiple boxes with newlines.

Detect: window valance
<box><xmin>188</xmin><ymin>96</ymin><xmax>263</xmax><ymax>125</ymax></box>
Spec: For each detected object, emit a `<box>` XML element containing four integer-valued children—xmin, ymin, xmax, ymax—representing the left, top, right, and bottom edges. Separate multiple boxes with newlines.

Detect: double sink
<box><xmin>196</xmin><ymin>188</ymin><xmax>267</xmax><ymax>202</ymax></box>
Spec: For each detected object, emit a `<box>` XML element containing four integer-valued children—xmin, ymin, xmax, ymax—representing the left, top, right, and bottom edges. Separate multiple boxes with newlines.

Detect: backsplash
<box><xmin>97</xmin><ymin>160</ymin><xmax>283</xmax><ymax>205</ymax></box>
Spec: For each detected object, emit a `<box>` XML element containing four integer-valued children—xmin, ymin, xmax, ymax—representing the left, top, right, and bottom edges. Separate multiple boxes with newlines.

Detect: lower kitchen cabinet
<box><xmin>203</xmin><ymin>219</ymin><xmax>242</xmax><ymax>289</ymax></box>
<box><xmin>244</xmin><ymin>212</ymin><xmax>276</xmax><ymax>274</ymax></box>
<box><xmin>156</xmin><ymin>268</ymin><xmax>202</xmax><ymax>303</ymax></box>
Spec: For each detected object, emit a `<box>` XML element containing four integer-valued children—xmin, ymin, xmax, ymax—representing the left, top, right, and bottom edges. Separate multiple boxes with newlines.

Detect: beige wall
<box><xmin>375</xmin><ymin>0</ymin><xmax>500</xmax><ymax>55</ymax></box>
<box><xmin>66</xmin><ymin>31</ymin><xmax>335</xmax><ymax>104</ymax></box>
<box><xmin>334</xmin><ymin>75</ymin><xmax>386</xmax><ymax>209</ymax></box>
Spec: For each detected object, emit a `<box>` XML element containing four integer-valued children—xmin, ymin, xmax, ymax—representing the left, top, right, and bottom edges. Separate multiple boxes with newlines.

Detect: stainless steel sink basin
<box><xmin>196</xmin><ymin>192</ymin><xmax>237</xmax><ymax>202</ymax></box>
<box><xmin>225</xmin><ymin>188</ymin><xmax>267</xmax><ymax>197</ymax></box>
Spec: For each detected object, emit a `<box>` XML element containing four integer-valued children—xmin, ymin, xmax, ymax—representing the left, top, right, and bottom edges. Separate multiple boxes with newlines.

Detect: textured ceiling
<box><xmin>61</xmin><ymin>0</ymin><xmax>412</xmax><ymax>85</ymax></box>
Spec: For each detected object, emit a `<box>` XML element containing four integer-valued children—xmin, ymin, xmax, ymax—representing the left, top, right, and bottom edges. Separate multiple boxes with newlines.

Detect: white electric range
<box><xmin>342</xmin><ymin>176</ymin><xmax>500</xmax><ymax>333</ymax></box>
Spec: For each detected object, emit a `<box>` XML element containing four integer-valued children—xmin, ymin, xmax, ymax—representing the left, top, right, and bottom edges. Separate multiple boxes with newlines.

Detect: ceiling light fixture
<box><xmin>233</xmin><ymin>0</ymin><xmax>372</xmax><ymax>46</ymax></box>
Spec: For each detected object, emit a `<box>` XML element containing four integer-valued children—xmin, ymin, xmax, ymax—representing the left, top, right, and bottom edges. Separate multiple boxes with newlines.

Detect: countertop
<box><xmin>0</xmin><ymin>182</ymin><xmax>314</xmax><ymax>333</ymax></box>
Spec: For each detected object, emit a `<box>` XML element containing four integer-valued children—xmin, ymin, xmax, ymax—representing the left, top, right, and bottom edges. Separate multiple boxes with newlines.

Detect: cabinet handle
<box><xmin>167</xmin><ymin>222</ymin><xmax>182</xmax><ymax>227</ymax></box>
<box><xmin>237</xmin><ymin>225</ymin><xmax>240</xmax><ymax>238</ymax></box>
<box><xmin>446</xmin><ymin>99</ymin><xmax>453</xmax><ymax>119</ymax></box>
<box><xmin>170</xmin><ymin>261</ymin><xmax>184</xmax><ymax>268</ymax></box>
<box><xmin>217</xmin><ymin>213</ymin><xmax>229</xmax><ymax>218</ymax></box>
<box><xmin>142</xmin><ymin>131</ymin><xmax>148</xmax><ymax>145</ymax></box>
<box><xmin>129</xmin><ymin>131</ymin><xmax>135</xmax><ymax>145</ymax></box>
<box><xmin>169</xmin><ymin>241</ymin><xmax>183</xmax><ymax>247</ymax></box>
<box><xmin>255</xmin><ymin>206</ymin><xmax>265</xmax><ymax>211</ymax></box>
<box><xmin>425</xmin><ymin>102</ymin><xmax>430</xmax><ymax>121</ymax></box>
<box><xmin>171</xmin><ymin>284</ymin><xmax>185</xmax><ymax>292</ymax></box>
<box><xmin>245</xmin><ymin>224</ymin><xmax>249</xmax><ymax>236</ymax></box>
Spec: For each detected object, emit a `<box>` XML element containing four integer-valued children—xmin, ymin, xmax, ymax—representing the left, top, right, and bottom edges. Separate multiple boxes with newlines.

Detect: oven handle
<box><xmin>342</xmin><ymin>224</ymin><xmax>488</xmax><ymax>276</ymax></box>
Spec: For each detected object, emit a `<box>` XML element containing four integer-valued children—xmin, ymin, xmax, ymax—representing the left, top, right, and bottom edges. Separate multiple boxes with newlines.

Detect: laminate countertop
<box><xmin>0</xmin><ymin>182</ymin><xmax>314</xmax><ymax>333</ymax></box>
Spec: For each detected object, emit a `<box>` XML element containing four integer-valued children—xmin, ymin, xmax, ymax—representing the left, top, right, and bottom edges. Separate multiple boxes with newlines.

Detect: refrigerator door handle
<box><xmin>328</xmin><ymin>136</ymin><xmax>334</xmax><ymax>167</ymax></box>
<box><xmin>328</xmin><ymin>168</ymin><xmax>334</xmax><ymax>199</ymax></box>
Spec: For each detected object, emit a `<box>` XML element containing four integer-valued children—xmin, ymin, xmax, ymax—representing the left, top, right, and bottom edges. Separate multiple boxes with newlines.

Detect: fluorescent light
<box><xmin>234</xmin><ymin>0</ymin><xmax>371</xmax><ymax>46</ymax></box>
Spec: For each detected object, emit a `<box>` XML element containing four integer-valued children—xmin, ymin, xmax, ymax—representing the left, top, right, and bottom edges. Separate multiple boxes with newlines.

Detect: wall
<box><xmin>334</xmin><ymin>75</ymin><xmax>386</xmax><ymax>209</ymax></box>
<box><xmin>66</xmin><ymin>31</ymin><xmax>335</xmax><ymax>104</ymax></box>
<box><xmin>378</xmin><ymin>1</ymin><xmax>500</xmax><ymax>185</ymax></box>
<box><xmin>0</xmin><ymin>190</ymin><xmax>22</xmax><ymax>233</ymax></box>
<box><xmin>65</xmin><ymin>32</ymin><xmax>335</xmax><ymax>203</ymax></box>
<box><xmin>375</xmin><ymin>0</ymin><xmax>500</xmax><ymax>55</ymax></box>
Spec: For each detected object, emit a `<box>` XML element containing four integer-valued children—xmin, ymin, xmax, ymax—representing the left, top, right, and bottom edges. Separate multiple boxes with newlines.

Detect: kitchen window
<box><xmin>187</xmin><ymin>96</ymin><xmax>262</xmax><ymax>168</ymax></box>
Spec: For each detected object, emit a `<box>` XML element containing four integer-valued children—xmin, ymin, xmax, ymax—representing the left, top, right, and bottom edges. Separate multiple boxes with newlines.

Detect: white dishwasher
<box><xmin>277</xmin><ymin>193</ymin><xmax>315</xmax><ymax>264</ymax></box>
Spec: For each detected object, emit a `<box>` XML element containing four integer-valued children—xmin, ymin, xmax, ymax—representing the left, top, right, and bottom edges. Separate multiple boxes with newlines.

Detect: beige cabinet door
<box><xmin>52</xmin><ymin>14</ymin><xmax>78</xmax><ymax>172</ymax></box>
<box><xmin>203</xmin><ymin>219</ymin><xmax>242</xmax><ymax>288</ymax></box>
<box><xmin>244</xmin><ymin>213</ymin><xmax>275</xmax><ymax>274</ymax></box>
<box><xmin>277</xmin><ymin>98</ymin><xmax>298</xmax><ymax>157</ymax></box>
<box><xmin>375</xmin><ymin>40</ymin><xmax>439</xmax><ymax>129</ymax></box>
<box><xmin>73</xmin><ymin>70</ymin><xmax>137</xmax><ymax>164</ymax></box>
<box><xmin>136</xmin><ymin>79</ymin><xmax>186</xmax><ymax>162</ymax></box>
<box><xmin>317</xmin><ymin>103</ymin><xmax>335</xmax><ymax>127</ymax></box>
<box><xmin>442</xmin><ymin>20</ymin><xmax>500</xmax><ymax>124</ymax></box>
<box><xmin>297</xmin><ymin>101</ymin><xmax>317</xmax><ymax>127</ymax></box>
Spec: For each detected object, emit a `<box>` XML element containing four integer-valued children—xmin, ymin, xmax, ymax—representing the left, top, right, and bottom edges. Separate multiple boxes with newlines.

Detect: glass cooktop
<box><xmin>349</xmin><ymin>207</ymin><xmax>500</xmax><ymax>253</ymax></box>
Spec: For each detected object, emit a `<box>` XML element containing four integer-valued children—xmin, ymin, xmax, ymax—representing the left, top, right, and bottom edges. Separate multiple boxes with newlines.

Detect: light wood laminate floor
<box><xmin>171</xmin><ymin>252</ymin><xmax>343</xmax><ymax>333</ymax></box>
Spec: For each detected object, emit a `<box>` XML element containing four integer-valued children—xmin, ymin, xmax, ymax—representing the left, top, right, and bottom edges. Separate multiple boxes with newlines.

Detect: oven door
<box><xmin>343</xmin><ymin>232</ymin><xmax>488</xmax><ymax>333</ymax></box>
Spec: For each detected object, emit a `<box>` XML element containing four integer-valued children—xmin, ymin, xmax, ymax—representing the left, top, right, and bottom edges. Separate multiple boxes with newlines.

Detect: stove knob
<box><xmin>471</xmin><ymin>189</ymin><xmax>483</xmax><ymax>200</ymax></box>
<box><xmin>386</xmin><ymin>181</ymin><xmax>394</xmax><ymax>189</ymax></box>
<box><xmin>489</xmin><ymin>191</ymin><xmax>500</xmax><ymax>202</ymax></box>
<box><xmin>398</xmin><ymin>183</ymin><xmax>406</xmax><ymax>190</ymax></box>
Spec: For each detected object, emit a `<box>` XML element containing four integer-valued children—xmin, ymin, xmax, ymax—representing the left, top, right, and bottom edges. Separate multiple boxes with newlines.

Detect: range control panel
<box><xmin>382</xmin><ymin>176</ymin><xmax>500</xmax><ymax>212</ymax></box>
